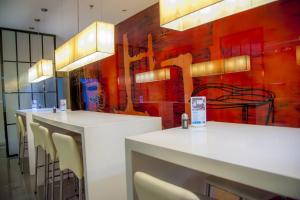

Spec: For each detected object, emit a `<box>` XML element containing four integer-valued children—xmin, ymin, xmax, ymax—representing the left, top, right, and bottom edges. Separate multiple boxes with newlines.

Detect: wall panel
<box><xmin>30</xmin><ymin>34</ymin><xmax>42</xmax><ymax>62</ymax></box>
<box><xmin>70</xmin><ymin>0</ymin><xmax>300</xmax><ymax>128</ymax></box>
<box><xmin>17</xmin><ymin>32</ymin><xmax>30</xmax><ymax>62</ymax></box>
<box><xmin>1</xmin><ymin>28</ymin><xmax>57</xmax><ymax>156</ymax></box>
<box><xmin>2</xmin><ymin>30</ymin><xmax>16</xmax><ymax>61</ymax></box>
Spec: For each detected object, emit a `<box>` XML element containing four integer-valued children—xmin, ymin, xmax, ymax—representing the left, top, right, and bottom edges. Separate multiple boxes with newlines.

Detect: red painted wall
<box><xmin>70</xmin><ymin>0</ymin><xmax>300</xmax><ymax>129</ymax></box>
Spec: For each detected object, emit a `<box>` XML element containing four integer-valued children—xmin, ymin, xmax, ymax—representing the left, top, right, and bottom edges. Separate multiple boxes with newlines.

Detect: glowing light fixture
<box><xmin>160</xmin><ymin>0</ymin><xmax>278</xmax><ymax>31</ymax></box>
<box><xmin>136</xmin><ymin>68</ymin><xmax>171</xmax><ymax>83</ymax></box>
<box><xmin>191</xmin><ymin>60</ymin><xmax>224</xmax><ymax>77</ymax></box>
<box><xmin>224</xmin><ymin>55</ymin><xmax>251</xmax><ymax>73</ymax></box>
<box><xmin>191</xmin><ymin>55</ymin><xmax>250</xmax><ymax>77</ymax></box>
<box><xmin>55</xmin><ymin>21</ymin><xmax>115</xmax><ymax>72</ymax></box>
<box><xmin>28</xmin><ymin>59</ymin><xmax>54</xmax><ymax>83</ymax></box>
<box><xmin>297</xmin><ymin>46</ymin><xmax>300</xmax><ymax>65</ymax></box>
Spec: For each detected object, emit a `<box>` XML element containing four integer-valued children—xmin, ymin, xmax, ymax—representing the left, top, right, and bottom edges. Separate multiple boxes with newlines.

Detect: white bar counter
<box><xmin>16</xmin><ymin>108</ymin><xmax>53</xmax><ymax>175</ymax></box>
<box><xmin>32</xmin><ymin>110</ymin><xmax>162</xmax><ymax>200</ymax></box>
<box><xmin>125</xmin><ymin>122</ymin><xmax>300</xmax><ymax>199</ymax></box>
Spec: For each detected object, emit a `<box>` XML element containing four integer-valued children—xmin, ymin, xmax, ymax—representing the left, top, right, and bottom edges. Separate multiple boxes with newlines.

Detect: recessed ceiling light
<box><xmin>34</xmin><ymin>18</ymin><xmax>40</xmax><ymax>22</ymax></box>
<box><xmin>29</xmin><ymin>27</ymin><xmax>35</xmax><ymax>30</ymax></box>
<box><xmin>41</xmin><ymin>8</ymin><xmax>48</xmax><ymax>12</ymax></box>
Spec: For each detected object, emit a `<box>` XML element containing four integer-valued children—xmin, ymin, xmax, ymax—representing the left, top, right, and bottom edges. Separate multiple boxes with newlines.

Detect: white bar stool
<box><xmin>134</xmin><ymin>172</ymin><xmax>210</xmax><ymax>200</ymax></box>
<box><xmin>29</xmin><ymin>122</ymin><xmax>44</xmax><ymax>195</ymax></box>
<box><xmin>52</xmin><ymin>132</ymin><xmax>84</xmax><ymax>200</ymax></box>
<box><xmin>39</xmin><ymin>126</ymin><xmax>58</xmax><ymax>200</ymax></box>
<box><xmin>17</xmin><ymin>115</ymin><xmax>27</xmax><ymax>174</ymax></box>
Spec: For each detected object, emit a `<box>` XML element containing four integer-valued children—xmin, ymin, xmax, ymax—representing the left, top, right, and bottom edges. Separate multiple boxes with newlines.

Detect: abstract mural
<box><xmin>70</xmin><ymin>0</ymin><xmax>300</xmax><ymax>129</ymax></box>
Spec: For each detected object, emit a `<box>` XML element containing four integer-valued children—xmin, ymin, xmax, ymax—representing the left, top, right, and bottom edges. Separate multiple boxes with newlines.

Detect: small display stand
<box><xmin>191</xmin><ymin>96</ymin><xmax>206</xmax><ymax>127</ymax></box>
<box><xmin>60</xmin><ymin>99</ymin><xmax>67</xmax><ymax>111</ymax></box>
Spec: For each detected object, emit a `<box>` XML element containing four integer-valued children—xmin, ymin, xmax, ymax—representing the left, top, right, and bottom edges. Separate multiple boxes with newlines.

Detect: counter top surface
<box><xmin>32</xmin><ymin>110</ymin><xmax>160</xmax><ymax>129</ymax></box>
<box><xmin>126</xmin><ymin>121</ymin><xmax>300</xmax><ymax>181</ymax></box>
<box><xmin>16</xmin><ymin>108</ymin><xmax>53</xmax><ymax>115</ymax></box>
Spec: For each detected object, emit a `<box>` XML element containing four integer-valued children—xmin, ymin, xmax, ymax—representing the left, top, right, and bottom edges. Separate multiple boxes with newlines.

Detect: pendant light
<box><xmin>160</xmin><ymin>0</ymin><xmax>278</xmax><ymax>31</ymax></box>
<box><xmin>135</xmin><ymin>68</ymin><xmax>171</xmax><ymax>83</ymax></box>
<box><xmin>28</xmin><ymin>59</ymin><xmax>54</xmax><ymax>83</ymax></box>
<box><xmin>55</xmin><ymin>0</ymin><xmax>115</xmax><ymax>72</ymax></box>
<box><xmin>190</xmin><ymin>55</ymin><xmax>250</xmax><ymax>77</ymax></box>
<box><xmin>28</xmin><ymin>18</ymin><xmax>54</xmax><ymax>83</ymax></box>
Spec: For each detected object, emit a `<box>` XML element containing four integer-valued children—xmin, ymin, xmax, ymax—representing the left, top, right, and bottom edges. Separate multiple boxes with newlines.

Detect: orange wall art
<box><xmin>70</xmin><ymin>0</ymin><xmax>300</xmax><ymax>129</ymax></box>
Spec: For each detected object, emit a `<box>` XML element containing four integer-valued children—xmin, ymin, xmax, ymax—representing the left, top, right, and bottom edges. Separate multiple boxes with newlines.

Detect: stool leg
<box><xmin>21</xmin><ymin>137</ymin><xmax>25</xmax><ymax>174</ymax></box>
<box><xmin>51</xmin><ymin>160</ymin><xmax>54</xmax><ymax>200</ymax></box>
<box><xmin>34</xmin><ymin>147</ymin><xmax>38</xmax><ymax>194</ymax></box>
<box><xmin>78</xmin><ymin>178</ymin><xmax>83</xmax><ymax>200</ymax></box>
<box><xmin>45</xmin><ymin>152</ymin><xmax>48</xmax><ymax>200</ymax></box>
<box><xmin>18</xmin><ymin>136</ymin><xmax>21</xmax><ymax>165</ymax></box>
<box><xmin>59</xmin><ymin>170</ymin><xmax>63</xmax><ymax>200</ymax></box>
<box><xmin>206</xmin><ymin>183</ymin><xmax>211</xmax><ymax>197</ymax></box>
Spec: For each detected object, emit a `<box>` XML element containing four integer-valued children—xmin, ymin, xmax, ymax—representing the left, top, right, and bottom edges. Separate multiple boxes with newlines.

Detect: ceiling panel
<box><xmin>0</xmin><ymin>0</ymin><xmax>158</xmax><ymax>45</ymax></box>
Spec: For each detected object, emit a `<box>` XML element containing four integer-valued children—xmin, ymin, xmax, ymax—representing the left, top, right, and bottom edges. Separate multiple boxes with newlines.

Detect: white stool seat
<box><xmin>39</xmin><ymin>126</ymin><xmax>57</xmax><ymax>200</ymax></box>
<box><xmin>17</xmin><ymin>115</ymin><xmax>27</xmax><ymax>174</ymax></box>
<box><xmin>30</xmin><ymin>122</ymin><xmax>43</xmax><ymax>148</ymax></box>
<box><xmin>30</xmin><ymin>122</ymin><xmax>44</xmax><ymax>195</ymax></box>
<box><xmin>39</xmin><ymin>126</ymin><xmax>57</xmax><ymax>162</ymax></box>
<box><xmin>52</xmin><ymin>132</ymin><xmax>84</xmax><ymax>200</ymax></box>
<box><xmin>17</xmin><ymin>115</ymin><xmax>26</xmax><ymax>138</ymax></box>
<box><xmin>134</xmin><ymin>172</ymin><xmax>210</xmax><ymax>200</ymax></box>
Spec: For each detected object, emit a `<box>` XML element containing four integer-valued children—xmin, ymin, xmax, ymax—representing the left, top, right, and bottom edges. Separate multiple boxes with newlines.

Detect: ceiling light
<box><xmin>135</xmin><ymin>68</ymin><xmax>171</xmax><ymax>83</ymax></box>
<box><xmin>28</xmin><ymin>59</ymin><xmax>54</xmax><ymax>83</ymax></box>
<box><xmin>41</xmin><ymin>8</ymin><xmax>48</xmax><ymax>12</ymax></box>
<box><xmin>224</xmin><ymin>55</ymin><xmax>251</xmax><ymax>73</ymax></box>
<box><xmin>55</xmin><ymin>21</ymin><xmax>115</xmax><ymax>72</ymax></box>
<box><xmin>191</xmin><ymin>55</ymin><xmax>251</xmax><ymax>77</ymax></box>
<box><xmin>160</xmin><ymin>0</ymin><xmax>278</xmax><ymax>31</ymax></box>
<box><xmin>34</xmin><ymin>18</ymin><xmax>40</xmax><ymax>22</ymax></box>
<box><xmin>191</xmin><ymin>59</ymin><xmax>224</xmax><ymax>77</ymax></box>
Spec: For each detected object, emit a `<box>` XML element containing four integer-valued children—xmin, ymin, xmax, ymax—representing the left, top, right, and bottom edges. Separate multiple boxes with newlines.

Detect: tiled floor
<box><xmin>0</xmin><ymin>146</ymin><xmax>36</xmax><ymax>200</ymax></box>
<box><xmin>0</xmin><ymin>146</ymin><xmax>79</xmax><ymax>200</ymax></box>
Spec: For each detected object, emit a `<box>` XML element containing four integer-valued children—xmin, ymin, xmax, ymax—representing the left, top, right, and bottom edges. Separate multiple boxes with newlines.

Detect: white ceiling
<box><xmin>0</xmin><ymin>0</ymin><xmax>158</xmax><ymax>45</ymax></box>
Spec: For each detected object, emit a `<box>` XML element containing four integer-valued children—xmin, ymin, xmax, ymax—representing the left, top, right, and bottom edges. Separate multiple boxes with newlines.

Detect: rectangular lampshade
<box><xmin>191</xmin><ymin>55</ymin><xmax>250</xmax><ymax>77</ymax></box>
<box><xmin>160</xmin><ymin>0</ymin><xmax>277</xmax><ymax>31</ymax></box>
<box><xmin>297</xmin><ymin>46</ymin><xmax>300</xmax><ymax>65</ymax></box>
<box><xmin>136</xmin><ymin>68</ymin><xmax>171</xmax><ymax>83</ymax></box>
<box><xmin>28</xmin><ymin>59</ymin><xmax>54</xmax><ymax>83</ymax></box>
<box><xmin>55</xmin><ymin>21</ymin><xmax>115</xmax><ymax>72</ymax></box>
<box><xmin>224</xmin><ymin>55</ymin><xmax>251</xmax><ymax>73</ymax></box>
<box><xmin>191</xmin><ymin>60</ymin><xmax>224</xmax><ymax>77</ymax></box>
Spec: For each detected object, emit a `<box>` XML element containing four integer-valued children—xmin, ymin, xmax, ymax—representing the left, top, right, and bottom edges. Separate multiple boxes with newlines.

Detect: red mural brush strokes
<box><xmin>70</xmin><ymin>0</ymin><xmax>300</xmax><ymax>128</ymax></box>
